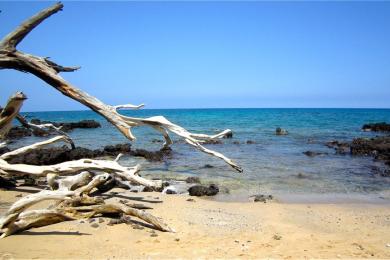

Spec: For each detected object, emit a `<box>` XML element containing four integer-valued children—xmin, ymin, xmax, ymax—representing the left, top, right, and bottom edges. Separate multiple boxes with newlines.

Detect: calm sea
<box><xmin>16</xmin><ymin>108</ymin><xmax>390</xmax><ymax>203</ymax></box>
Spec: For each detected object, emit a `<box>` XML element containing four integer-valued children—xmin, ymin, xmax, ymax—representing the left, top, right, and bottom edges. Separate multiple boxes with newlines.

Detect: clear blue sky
<box><xmin>0</xmin><ymin>1</ymin><xmax>389</xmax><ymax>111</ymax></box>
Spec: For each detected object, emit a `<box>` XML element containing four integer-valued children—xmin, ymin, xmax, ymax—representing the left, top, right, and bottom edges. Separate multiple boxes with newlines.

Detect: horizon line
<box><xmin>20</xmin><ymin>107</ymin><xmax>390</xmax><ymax>113</ymax></box>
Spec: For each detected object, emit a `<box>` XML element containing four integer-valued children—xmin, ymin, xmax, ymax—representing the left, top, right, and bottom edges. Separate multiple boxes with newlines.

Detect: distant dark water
<box><xmin>16</xmin><ymin>108</ymin><xmax>390</xmax><ymax>202</ymax></box>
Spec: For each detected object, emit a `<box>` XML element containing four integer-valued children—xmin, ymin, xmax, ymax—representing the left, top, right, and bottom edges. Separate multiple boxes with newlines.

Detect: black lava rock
<box><xmin>188</xmin><ymin>184</ymin><xmax>219</xmax><ymax>196</ymax></box>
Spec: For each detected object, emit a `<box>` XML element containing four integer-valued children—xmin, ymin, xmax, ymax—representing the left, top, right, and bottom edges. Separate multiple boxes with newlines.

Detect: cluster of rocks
<box><xmin>324</xmin><ymin>122</ymin><xmax>390</xmax><ymax>176</ymax></box>
<box><xmin>1</xmin><ymin>143</ymin><xmax>172</xmax><ymax>166</ymax></box>
<box><xmin>362</xmin><ymin>122</ymin><xmax>390</xmax><ymax>132</ymax></box>
<box><xmin>7</xmin><ymin>119</ymin><xmax>101</xmax><ymax>139</ymax></box>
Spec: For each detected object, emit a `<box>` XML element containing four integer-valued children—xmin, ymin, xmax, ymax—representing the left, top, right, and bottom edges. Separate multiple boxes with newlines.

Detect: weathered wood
<box><xmin>16</xmin><ymin>114</ymin><xmax>75</xmax><ymax>148</ymax></box>
<box><xmin>0</xmin><ymin>156</ymin><xmax>158</xmax><ymax>188</ymax></box>
<box><xmin>0</xmin><ymin>3</ymin><xmax>242</xmax><ymax>172</ymax></box>
<box><xmin>0</xmin><ymin>92</ymin><xmax>27</xmax><ymax>139</ymax></box>
<box><xmin>0</xmin><ymin>135</ymin><xmax>71</xmax><ymax>160</ymax></box>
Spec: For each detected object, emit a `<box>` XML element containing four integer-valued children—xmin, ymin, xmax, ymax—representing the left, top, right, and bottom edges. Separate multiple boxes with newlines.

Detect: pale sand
<box><xmin>0</xmin><ymin>187</ymin><xmax>389</xmax><ymax>259</ymax></box>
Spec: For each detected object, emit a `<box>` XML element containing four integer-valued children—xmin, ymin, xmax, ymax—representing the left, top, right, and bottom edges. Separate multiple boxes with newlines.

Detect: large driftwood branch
<box><xmin>0</xmin><ymin>135</ymin><xmax>71</xmax><ymax>160</ymax></box>
<box><xmin>0</xmin><ymin>2</ymin><xmax>242</xmax><ymax>172</ymax></box>
<box><xmin>0</xmin><ymin>92</ymin><xmax>27</xmax><ymax>139</ymax></box>
<box><xmin>0</xmin><ymin>181</ymin><xmax>172</xmax><ymax>238</ymax></box>
<box><xmin>0</xmin><ymin>155</ymin><xmax>158</xmax><ymax>188</ymax></box>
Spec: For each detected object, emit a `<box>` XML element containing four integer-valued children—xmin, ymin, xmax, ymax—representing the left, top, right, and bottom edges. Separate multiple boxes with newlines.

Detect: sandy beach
<box><xmin>1</xmin><ymin>187</ymin><xmax>389</xmax><ymax>259</ymax></box>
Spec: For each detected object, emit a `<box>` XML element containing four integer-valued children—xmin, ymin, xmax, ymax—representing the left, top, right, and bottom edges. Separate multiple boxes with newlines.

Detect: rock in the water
<box><xmin>188</xmin><ymin>184</ymin><xmax>219</xmax><ymax>196</ymax></box>
<box><xmin>7</xmin><ymin>127</ymin><xmax>32</xmax><ymax>139</ymax></box>
<box><xmin>303</xmin><ymin>151</ymin><xmax>328</xmax><ymax>157</ymax></box>
<box><xmin>30</xmin><ymin>119</ymin><xmax>101</xmax><ymax>132</ymax></box>
<box><xmin>325</xmin><ymin>140</ymin><xmax>350</xmax><ymax>155</ymax></box>
<box><xmin>275</xmin><ymin>127</ymin><xmax>288</xmax><ymax>135</ymax></box>
<box><xmin>246</xmin><ymin>140</ymin><xmax>255</xmax><ymax>144</ymax></box>
<box><xmin>202</xmin><ymin>139</ymin><xmax>223</xmax><ymax>145</ymax></box>
<box><xmin>223</xmin><ymin>131</ymin><xmax>233</xmax><ymax>139</ymax></box>
<box><xmin>362</xmin><ymin>122</ymin><xmax>390</xmax><ymax>132</ymax></box>
<box><xmin>130</xmin><ymin>148</ymin><xmax>172</xmax><ymax>161</ymax></box>
<box><xmin>185</xmin><ymin>176</ymin><xmax>201</xmax><ymax>184</ymax></box>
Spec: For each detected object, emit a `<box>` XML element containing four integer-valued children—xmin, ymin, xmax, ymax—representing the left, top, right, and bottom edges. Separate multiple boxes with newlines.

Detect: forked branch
<box><xmin>0</xmin><ymin>2</ymin><xmax>242</xmax><ymax>172</ymax></box>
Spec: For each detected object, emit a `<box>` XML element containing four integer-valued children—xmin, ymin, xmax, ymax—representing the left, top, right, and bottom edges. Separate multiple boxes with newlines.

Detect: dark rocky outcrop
<box><xmin>202</xmin><ymin>139</ymin><xmax>223</xmax><ymax>145</ymax></box>
<box><xmin>5</xmin><ymin>143</ymin><xmax>171</xmax><ymax>165</ymax></box>
<box><xmin>5</xmin><ymin>119</ymin><xmax>101</xmax><ymax>139</ymax></box>
<box><xmin>303</xmin><ymin>151</ymin><xmax>328</xmax><ymax>157</ymax></box>
<box><xmin>350</xmin><ymin>136</ymin><xmax>390</xmax><ymax>166</ymax></box>
<box><xmin>131</xmin><ymin>148</ymin><xmax>172</xmax><ymax>161</ymax></box>
<box><xmin>325</xmin><ymin>140</ymin><xmax>350</xmax><ymax>155</ymax></box>
<box><xmin>30</xmin><ymin>119</ymin><xmax>101</xmax><ymax>132</ymax></box>
<box><xmin>7</xmin><ymin>126</ymin><xmax>32</xmax><ymax>139</ymax></box>
<box><xmin>362</xmin><ymin>122</ymin><xmax>390</xmax><ymax>132</ymax></box>
<box><xmin>188</xmin><ymin>184</ymin><xmax>219</xmax><ymax>196</ymax></box>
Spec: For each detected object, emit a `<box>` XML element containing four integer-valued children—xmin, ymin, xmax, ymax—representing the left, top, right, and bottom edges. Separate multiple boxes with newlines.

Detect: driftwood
<box><xmin>0</xmin><ymin>92</ymin><xmax>27</xmax><ymax>139</ymax></box>
<box><xmin>0</xmin><ymin>92</ymin><xmax>75</xmax><ymax>147</ymax></box>
<box><xmin>0</xmin><ymin>2</ymin><xmax>242</xmax><ymax>172</ymax></box>
<box><xmin>0</xmin><ymin>2</ymin><xmax>244</xmax><ymax>238</ymax></box>
<box><xmin>0</xmin><ymin>179</ymin><xmax>172</xmax><ymax>238</ymax></box>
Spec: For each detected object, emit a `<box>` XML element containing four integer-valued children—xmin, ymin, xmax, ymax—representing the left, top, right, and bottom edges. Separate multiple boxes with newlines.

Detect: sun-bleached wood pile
<box><xmin>0</xmin><ymin>2</ymin><xmax>242</xmax><ymax>237</ymax></box>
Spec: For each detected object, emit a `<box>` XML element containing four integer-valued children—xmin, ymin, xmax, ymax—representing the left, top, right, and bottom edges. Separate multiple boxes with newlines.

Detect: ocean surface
<box><xmin>15</xmin><ymin>108</ymin><xmax>390</xmax><ymax>203</ymax></box>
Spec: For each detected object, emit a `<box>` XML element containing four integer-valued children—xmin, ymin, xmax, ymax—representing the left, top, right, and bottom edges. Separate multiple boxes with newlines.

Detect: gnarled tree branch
<box><xmin>0</xmin><ymin>2</ymin><xmax>242</xmax><ymax>172</ymax></box>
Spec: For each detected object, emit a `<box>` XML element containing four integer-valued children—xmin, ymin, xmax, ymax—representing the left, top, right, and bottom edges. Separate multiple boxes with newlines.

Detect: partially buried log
<box><xmin>0</xmin><ymin>2</ymin><xmax>242</xmax><ymax>172</ymax></box>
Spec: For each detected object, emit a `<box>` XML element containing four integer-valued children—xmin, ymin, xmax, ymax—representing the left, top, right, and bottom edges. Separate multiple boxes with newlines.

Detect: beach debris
<box><xmin>250</xmin><ymin>194</ymin><xmax>273</xmax><ymax>203</ymax></box>
<box><xmin>91</xmin><ymin>223</ymin><xmax>99</xmax><ymax>228</ymax></box>
<box><xmin>186</xmin><ymin>198</ymin><xmax>196</xmax><ymax>202</ymax></box>
<box><xmin>275</xmin><ymin>127</ymin><xmax>288</xmax><ymax>135</ymax></box>
<box><xmin>273</xmin><ymin>234</ymin><xmax>282</xmax><ymax>240</ymax></box>
<box><xmin>188</xmin><ymin>184</ymin><xmax>219</xmax><ymax>196</ymax></box>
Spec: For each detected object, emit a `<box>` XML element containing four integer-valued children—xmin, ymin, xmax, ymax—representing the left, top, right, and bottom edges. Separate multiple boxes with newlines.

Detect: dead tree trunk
<box><xmin>0</xmin><ymin>2</ymin><xmax>242</xmax><ymax>172</ymax></box>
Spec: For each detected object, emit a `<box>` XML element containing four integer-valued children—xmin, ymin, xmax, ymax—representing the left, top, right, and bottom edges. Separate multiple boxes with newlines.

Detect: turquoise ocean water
<box><xmin>16</xmin><ymin>108</ymin><xmax>390</xmax><ymax>202</ymax></box>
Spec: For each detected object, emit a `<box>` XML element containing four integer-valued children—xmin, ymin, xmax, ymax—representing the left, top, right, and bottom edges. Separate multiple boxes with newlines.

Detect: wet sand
<box><xmin>0</xmin><ymin>187</ymin><xmax>390</xmax><ymax>259</ymax></box>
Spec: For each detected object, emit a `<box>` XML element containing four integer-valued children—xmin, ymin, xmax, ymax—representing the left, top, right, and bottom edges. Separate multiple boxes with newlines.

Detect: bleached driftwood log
<box><xmin>0</xmin><ymin>92</ymin><xmax>27</xmax><ymax>139</ymax></box>
<box><xmin>0</xmin><ymin>135</ymin><xmax>71</xmax><ymax>160</ymax></box>
<box><xmin>16</xmin><ymin>113</ymin><xmax>75</xmax><ymax>148</ymax></box>
<box><xmin>0</xmin><ymin>178</ymin><xmax>172</xmax><ymax>238</ymax></box>
<box><xmin>0</xmin><ymin>2</ymin><xmax>242</xmax><ymax>172</ymax></box>
<box><xmin>0</xmin><ymin>157</ymin><xmax>157</xmax><ymax>187</ymax></box>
